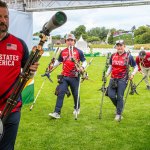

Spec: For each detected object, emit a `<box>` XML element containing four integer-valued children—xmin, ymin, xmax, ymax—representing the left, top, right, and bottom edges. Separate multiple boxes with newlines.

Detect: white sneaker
<box><xmin>73</xmin><ymin>109</ymin><xmax>80</xmax><ymax>115</ymax></box>
<box><xmin>114</xmin><ymin>114</ymin><xmax>123</xmax><ymax>121</ymax></box>
<box><xmin>49</xmin><ymin>112</ymin><xmax>60</xmax><ymax>119</ymax></box>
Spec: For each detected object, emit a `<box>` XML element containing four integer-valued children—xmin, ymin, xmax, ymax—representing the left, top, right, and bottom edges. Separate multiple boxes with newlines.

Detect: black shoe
<box><xmin>146</xmin><ymin>86</ymin><xmax>150</xmax><ymax>90</ymax></box>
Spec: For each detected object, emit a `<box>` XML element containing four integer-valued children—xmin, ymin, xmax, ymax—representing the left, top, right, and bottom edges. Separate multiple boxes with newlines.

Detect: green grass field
<box><xmin>15</xmin><ymin>56</ymin><xmax>150</xmax><ymax>150</ymax></box>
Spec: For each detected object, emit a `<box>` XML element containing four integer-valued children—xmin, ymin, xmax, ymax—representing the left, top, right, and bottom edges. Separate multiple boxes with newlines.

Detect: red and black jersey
<box><xmin>136</xmin><ymin>52</ymin><xmax>150</xmax><ymax>71</ymax></box>
<box><xmin>110</xmin><ymin>52</ymin><xmax>136</xmax><ymax>79</ymax></box>
<box><xmin>0</xmin><ymin>33</ymin><xmax>29</xmax><ymax>112</ymax></box>
<box><xmin>58</xmin><ymin>47</ymin><xmax>86</xmax><ymax>77</ymax></box>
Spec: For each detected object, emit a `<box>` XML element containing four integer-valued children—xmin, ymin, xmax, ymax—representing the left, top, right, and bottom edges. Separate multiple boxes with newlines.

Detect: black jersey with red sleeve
<box><xmin>110</xmin><ymin>52</ymin><xmax>136</xmax><ymax>79</ymax></box>
<box><xmin>58</xmin><ymin>47</ymin><xmax>86</xmax><ymax>77</ymax></box>
<box><xmin>0</xmin><ymin>33</ymin><xmax>29</xmax><ymax>112</ymax></box>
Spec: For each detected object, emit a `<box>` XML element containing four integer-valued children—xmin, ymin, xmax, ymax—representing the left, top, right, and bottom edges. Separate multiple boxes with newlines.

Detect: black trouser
<box><xmin>0</xmin><ymin>111</ymin><xmax>20</xmax><ymax>150</ymax></box>
<box><xmin>108</xmin><ymin>78</ymin><xmax>127</xmax><ymax>115</ymax></box>
<box><xmin>54</xmin><ymin>76</ymin><xmax>80</xmax><ymax>114</ymax></box>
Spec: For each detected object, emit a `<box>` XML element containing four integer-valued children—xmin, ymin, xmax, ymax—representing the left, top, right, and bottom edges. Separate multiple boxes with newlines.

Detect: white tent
<box><xmin>75</xmin><ymin>35</ymin><xmax>89</xmax><ymax>53</ymax></box>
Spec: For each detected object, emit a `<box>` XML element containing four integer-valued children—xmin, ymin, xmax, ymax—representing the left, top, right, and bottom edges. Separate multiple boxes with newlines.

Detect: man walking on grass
<box><xmin>106</xmin><ymin>40</ymin><xmax>138</xmax><ymax>121</ymax></box>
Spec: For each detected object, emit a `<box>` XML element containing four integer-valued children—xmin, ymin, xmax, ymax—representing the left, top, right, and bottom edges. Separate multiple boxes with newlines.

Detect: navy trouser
<box><xmin>108</xmin><ymin>78</ymin><xmax>127</xmax><ymax>115</ymax></box>
<box><xmin>54</xmin><ymin>76</ymin><xmax>80</xmax><ymax>114</ymax></box>
<box><xmin>0</xmin><ymin>111</ymin><xmax>20</xmax><ymax>150</ymax></box>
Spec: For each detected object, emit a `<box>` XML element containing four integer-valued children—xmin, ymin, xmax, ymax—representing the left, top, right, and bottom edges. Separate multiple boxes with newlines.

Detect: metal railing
<box><xmin>4</xmin><ymin>0</ymin><xmax>150</xmax><ymax>12</ymax></box>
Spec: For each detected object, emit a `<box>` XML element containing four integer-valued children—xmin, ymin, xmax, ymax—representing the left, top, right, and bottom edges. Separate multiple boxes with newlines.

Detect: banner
<box><xmin>9</xmin><ymin>9</ymin><xmax>33</xmax><ymax>50</ymax></box>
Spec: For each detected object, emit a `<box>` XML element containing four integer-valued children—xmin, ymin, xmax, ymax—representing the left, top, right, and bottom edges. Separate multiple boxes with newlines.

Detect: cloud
<box><xmin>33</xmin><ymin>5</ymin><xmax>150</xmax><ymax>36</ymax></box>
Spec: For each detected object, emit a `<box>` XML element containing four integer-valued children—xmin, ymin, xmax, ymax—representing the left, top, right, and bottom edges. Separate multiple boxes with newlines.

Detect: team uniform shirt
<box><xmin>0</xmin><ymin>33</ymin><xmax>29</xmax><ymax>112</ymax></box>
<box><xmin>58</xmin><ymin>47</ymin><xmax>86</xmax><ymax>77</ymax></box>
<box><xmin>136</xmin><ymin>52</ymin><xmax>150</xmax><ymax>71</ymax></box>
<box><xmin>110</xmin><ymin>52</ymin><xmax>136</xmax><ymax>79</ymax></box>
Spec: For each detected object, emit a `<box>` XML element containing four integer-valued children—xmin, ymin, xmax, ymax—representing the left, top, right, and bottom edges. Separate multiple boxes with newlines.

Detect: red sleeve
<box><xmin>136</xmin><ymin>56</ymin><xmax>141</xmax><ymax>71</ymax></box>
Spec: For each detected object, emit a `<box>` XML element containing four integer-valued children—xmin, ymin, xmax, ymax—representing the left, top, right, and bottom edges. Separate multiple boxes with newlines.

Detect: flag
<box><xmin>7</xmin><ymin>43</ymin><xmax>17</xmax><ymax>50</ymax></box>
<box><xmin>22</xmin><ymin>78</ymin><xmax>34</xmax><ymax>104</ymax></box>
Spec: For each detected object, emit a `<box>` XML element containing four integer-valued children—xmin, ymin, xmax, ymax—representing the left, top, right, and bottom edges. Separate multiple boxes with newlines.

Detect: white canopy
<box><xmin>75</xmin><ymin>35</ymin><xmax>89</xmax><ymax>53</ymax></box>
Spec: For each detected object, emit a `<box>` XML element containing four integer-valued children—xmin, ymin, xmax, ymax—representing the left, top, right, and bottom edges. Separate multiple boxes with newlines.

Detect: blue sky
<box><xmin>33</xmin><ymin>5</ymin><xmax>150</xmax><ymax>36</ymax></box>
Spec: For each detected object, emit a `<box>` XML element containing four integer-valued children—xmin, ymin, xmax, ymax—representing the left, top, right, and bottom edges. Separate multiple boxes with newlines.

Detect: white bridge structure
<box><xmin>4</xmin><ymin>0</ymin><xmax>150</xmax><ymax>12</ymax></box>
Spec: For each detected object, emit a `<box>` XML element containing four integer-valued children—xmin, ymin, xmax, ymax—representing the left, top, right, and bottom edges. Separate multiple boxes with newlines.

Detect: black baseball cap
<box><xmin>139</xmin><ymin>50</ymin><xmax>146</xmax><ymax>57</ymax></box>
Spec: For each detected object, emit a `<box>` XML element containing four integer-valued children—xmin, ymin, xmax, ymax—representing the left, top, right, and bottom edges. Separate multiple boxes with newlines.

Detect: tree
<box><xmin>134</xmin><ymin>26</ymin><xmax>150</xmax><ymax>37</ymax></box>
<box><xmin>141</xmin><ymin>31</ymin><xmax>150</xmax><ymax>43</ymax></box>
<box><xmin>52</xmin><ymin>35</ymin><xmax>61</xmax><ymax>40</ymax></box>
<box><xmin>33</xmin><ymin>32</ymin><xmax>40</xmax><ymax>36</ymax></box>
<box><xmin>82</xmin><ymin>33</ymin><xmax>88</xmax><ymax>40</ymax></box>
<box><xmin>108</xmin><ymin>34</ymin><xmax>113</xmax><ymax>44</ymax></box>
<box><xmin>134</xmin><ymin>26</ymin><xmax>150</xmax><ymax>44</ymax></box>
<box><xmin>86</xmin><ymin>36</ymin><xmax>100</xmax><ymax>43</ymax></box>
<box><xmin>71</xmin><ymin>25</ymin><xmax>86</xmax><ymax>40</ymax></box>
<box><xmin>87</xmin><ymin>27</ymin><xmax>108</xmax><ymax>41</ymax></box>
<box><xmin>108</xmin><ymin>28</ymin><xmax>116</xmax><ymax>44</ymax></box>
<box><xmin>135</xmin><ymin>31</ymin><xmax>150</xmax><ymax>44</ymax></box>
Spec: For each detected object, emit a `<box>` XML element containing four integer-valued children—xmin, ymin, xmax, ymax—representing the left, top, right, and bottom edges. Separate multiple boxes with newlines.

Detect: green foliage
<box><xmin>82</xmin><ymin>33</ymin><xmax>88</xmax><ymax>40</ymax></box>
<box><xmin>108</xmin><ymin>28</ymin><xmax>116</xmax><ymax>44</ymax></box>
<box><xmin>134</xmin><ymin>26</ymin><xmax>150</xmax><ymax>44</ymax></box>
<box><xmin>71</xmin><ymin>25</ymin><xmax>86</xmax><ymax>40</ymax></box>
<box><xmin>87</xmin><ymin>27</ymin><xmax>109</xmax><ymax>41</ymax></box>
<box><xmin>108</xmin><ymin>34</ymin><xmax>114</xmax><ymax>44</ymax></box>
<box><xmin>33</xmin><ymin>25</ymin><xmax>150</xmax><ymax>44</ymax></box>
<box><xmin>33</xmin><ymin>32</ymin><xmax>40</xmax><ymax>36</ymax></box>
<box><xmin>134</xmin><ymin>35</ymin><xmax>142</xmax><ymax>44</ymax></box>
<box><xmin>137</xmin><ymin>32</ymin><xmax>150</xmax><ymax>44</ymax></box>
<box><xmin>134</xmin><ymin>26</ymin><xmax>150</xmax><ymax>37</ymax></box>
<box><xmin>15</xmin><ymin>56</ymin><xmax>150</xmax><ymax>150</ymax></box>
<box><xmin>113</xmin><ymin>34</ymin><xmax>133</xmax><ymax>45</ymax></box>
<box><xmin>87</xmin><ymin>36</ymin><xmax>100</xmax><ymax>43</ymax></box>
<box><xmin>90</xmin><ymin>44</ymin><xmax>113</xmax><ymax>48</ymax></box>
<box><xmin>52</xmin><ymin>35</ymin><xmax>62</xmax><ymax>40</ymax></box>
